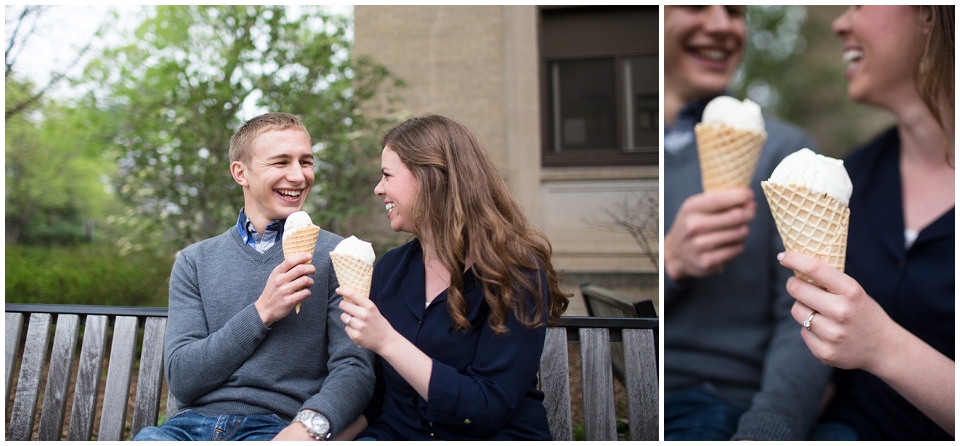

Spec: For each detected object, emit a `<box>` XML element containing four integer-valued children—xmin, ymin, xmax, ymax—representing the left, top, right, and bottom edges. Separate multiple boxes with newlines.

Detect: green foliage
<box><xmin>731</xmin><ymin>6</ymin><xmax>893</xmax><ymax>158</ymax></box>
<box><xmin>572</xmin><ymin>423</ymin><xmax>585</xmax><ymax>441</ymax></box>
<box><xmin>82</xmin><ymin>5</ymin><xmax>402</xmax><ymax>251</ymax></box>
<box><xmin>5</xmin><ymin>244</ymin><xmax>173</xmax><ymax>306</ymax></box>
<box><xmin>730</xmin><ymin>5</ymin><xmax>808</xmax><ymax>116</ymax></box>
<box><xmin>5</xmin><ymin>78</ymin><xmax>123</xmax><ymax>245</ymax></box>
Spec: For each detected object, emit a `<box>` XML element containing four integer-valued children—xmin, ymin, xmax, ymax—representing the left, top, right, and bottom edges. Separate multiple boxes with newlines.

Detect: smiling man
<box><xmin>662</xmin><ymin>6</ymin><xmax>832</xmax><ymax>441</ymax></box>
<box><xmin>134</xmin><ymin>113</ymin><xmax>374</xmax><ymax>441</ymax></box>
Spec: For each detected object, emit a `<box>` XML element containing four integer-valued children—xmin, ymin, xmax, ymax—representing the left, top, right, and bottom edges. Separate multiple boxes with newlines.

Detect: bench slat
<box><xmin>166</xmin><ymin>390</ymin><xmax>180</xmax><ymax>422</ymax></box>
<box><xmin>624</xmin><ymin>328</ymin><xmax>658</xmax><ymax>440</ymax></box>
<box><xmin>98</xmin><ymin>316</ymin><xmax>138</xmax><ymax>441</ymax></box>
<box><xmin>131</xmin><ymin>317</ymin><xmax>167</xmax><ymax>437</ymax></box>
<box><xmin>540</xmin><ymin>327</ymin><xmax>571</xmax><ymax>441</ymax></box>
<box><xmin>67</xmin><ymin>315</ymin><xmax>109</xmax><ymax>441</ymax></box>
<box><xmin>579</xmin><ymin>327</ymin><xmax>617</xmax><ymax>441</ymax></box>
<box><xmin>8</xmin><ymin>313</ymin><xmax>53</xmax><ymax>440</ymax></box>
<box><xmin>5</xmin><ymin>312</ymin><xmax>24</xmax><ymax>403</ymax></box>
<box><xmin>37</xmin><ymin>315</ymin><xmax>81</xmax><ymax>441</ymax></box>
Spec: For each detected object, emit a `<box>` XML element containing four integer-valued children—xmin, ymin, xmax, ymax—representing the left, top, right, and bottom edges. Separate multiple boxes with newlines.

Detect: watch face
<box><xmin>313</xmin><ymin>416</ymin><xmax>329</xmax><ymax>432</ymax></box>
<box><xmin>308</xmin><ymin>414</ymin><xmax>329</xmax><ymax>436</ymax></box>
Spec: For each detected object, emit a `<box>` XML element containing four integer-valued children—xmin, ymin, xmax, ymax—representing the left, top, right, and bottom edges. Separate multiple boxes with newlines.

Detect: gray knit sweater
<box><xmin>664</xmin><ymin>113</ymin><xmax>833</xmax><ymax>440</ymax></box>
<box><xmin>164</xmin><ymin>227</ymin><xmax>375</xmax><ymax>435</ymax></box>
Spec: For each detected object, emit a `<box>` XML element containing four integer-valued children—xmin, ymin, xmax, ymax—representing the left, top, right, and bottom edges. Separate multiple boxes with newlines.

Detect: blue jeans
<box><xmin>133</xmin><ymin>410</ymin><xmax>288</xmax><ymax>441</ymax></box>
<box><xmin>808</xmin><ymin>421</ymin><xmax>859</xmax><ymax>441</ymax></box>
<box><xmin>664</xmin><ymin>385</ymin><xmax>746</xmax><ymax>441</ymax></box>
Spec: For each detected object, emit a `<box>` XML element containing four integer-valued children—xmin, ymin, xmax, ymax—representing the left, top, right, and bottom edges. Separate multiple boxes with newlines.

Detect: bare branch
<box><xmin>5</xmin><ymin>6</ymin><xmax>107</xmax><ymax>120</ymax></box>
<box><xmin>586</xmin><ymin>190</ymin><xmax>659</xmax><ymax>271</ymax></box>
<box><xmin>5</xmin><ymin>6</ymin><xmax>46</xmax><ymax>78</ymax></box>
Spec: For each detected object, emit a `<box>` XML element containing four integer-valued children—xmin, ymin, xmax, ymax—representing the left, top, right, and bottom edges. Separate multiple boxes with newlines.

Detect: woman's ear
<box><xmin>917</xmin><ymin>5</ymin><xmax>933</xmax><ymax>34</ymax></box>
<box><xmin>231</xmin><ymin>160</ymin><xmax>248</xmax><ymax>187</ymax></box>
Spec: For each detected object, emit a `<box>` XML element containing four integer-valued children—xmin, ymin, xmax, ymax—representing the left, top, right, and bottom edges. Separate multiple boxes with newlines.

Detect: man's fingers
<box><xmin>686</xmin><ymin>187</ymin><xmax>755</xmax><ymax>213</ymax></box>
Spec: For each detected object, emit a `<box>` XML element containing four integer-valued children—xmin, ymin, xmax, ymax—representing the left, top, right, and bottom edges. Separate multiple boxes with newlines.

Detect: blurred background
<box><xmin>5</xmin><ymin>5</ymin><xmax>893</xmax><ymax>312</ymax></box>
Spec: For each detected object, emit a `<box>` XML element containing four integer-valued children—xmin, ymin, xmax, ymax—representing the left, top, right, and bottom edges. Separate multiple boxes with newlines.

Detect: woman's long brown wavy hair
<box><xmin>916</xmin><ymin>5</ymin><xmax>954</xmax><ymax>165</ymax></box>
<box><xmin>381</xmin><ymin>114</ymin><xmax>570</xmax><ymax>335</ymax></box>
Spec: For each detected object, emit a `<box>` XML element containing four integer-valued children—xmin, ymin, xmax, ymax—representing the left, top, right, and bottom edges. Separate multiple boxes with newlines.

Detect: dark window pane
<box><xmin>624</xmin><ymin>55</ymin><xmax>659</xmax><ymax>149</ymax></box>
<box><xmin>549</xmin><ymin>58</ymin><xmax>617</xmax><ymax>153</ymax></box>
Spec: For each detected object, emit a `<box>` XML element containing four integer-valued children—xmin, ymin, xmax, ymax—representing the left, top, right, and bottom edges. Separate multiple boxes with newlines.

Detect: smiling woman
<box><xmin>662</xmin><ymin>4</ymin><xmax>834</xmax><ymax>442</ymax></box>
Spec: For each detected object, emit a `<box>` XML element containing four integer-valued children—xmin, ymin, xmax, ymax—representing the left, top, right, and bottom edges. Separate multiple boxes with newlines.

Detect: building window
<box><xmin>548</xmin><ymin>58</ymin><xmax>616</xmax><ymax>153</ymax></box>
<box><xmin>540</xmin><ymin>6</ymin><xmax>658</xmax><ymax>167</ymax></box>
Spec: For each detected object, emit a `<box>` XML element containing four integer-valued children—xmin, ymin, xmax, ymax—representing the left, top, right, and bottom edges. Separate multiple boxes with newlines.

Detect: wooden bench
<box><xmin>5</xmin><ymin>303</ymin><xmax>658</xmax><ymax>441</ymax></box>
<box><xmin>580</xmin><ymin>283</ymin><xmax>659</xmax><ymax>389</ymax></box>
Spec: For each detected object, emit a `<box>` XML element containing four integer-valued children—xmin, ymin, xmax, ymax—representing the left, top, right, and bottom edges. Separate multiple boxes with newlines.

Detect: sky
<box><xmin>5</xmin><ymin>5</ymin><xmax>130</xmax><ymax>99</ymax></box>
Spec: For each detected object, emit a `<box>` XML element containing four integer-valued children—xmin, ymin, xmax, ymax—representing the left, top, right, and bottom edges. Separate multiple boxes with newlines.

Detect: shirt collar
<box><xmin>663</xmin><ymin>95</ymin><xmax>722</xmax><ymax>154</ymax></box>
<box><xmin>236</xmin><ymin>208</ymin><xmax>284</xmax><ymax>251</ymax></box>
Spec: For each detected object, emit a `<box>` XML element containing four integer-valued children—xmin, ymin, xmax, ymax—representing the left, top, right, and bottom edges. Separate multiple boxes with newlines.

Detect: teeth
<box><xmin>278</xmin><ymin>189</ymin><xmax>301</xmax><ymax>199</ymax></box>
<box><xmin>697</xmin><ymin>48</ymin><xmax>727</xmax><ymax>61</ymax></box>
<box><xmin>843</xmin><ymin>49</ymin><xmax>863</xmax><ymax>63</ymax></box>
<box><xmin>385</xmin><ymin>203</ymin><xmax>395</xmax><ymax>213</ymax></box>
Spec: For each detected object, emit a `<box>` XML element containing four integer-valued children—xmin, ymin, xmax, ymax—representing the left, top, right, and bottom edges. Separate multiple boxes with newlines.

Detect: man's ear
<box><xmin>231</xmin><ymin>161</ymin><xmax>248</xmax><ymax>187</ymax></box>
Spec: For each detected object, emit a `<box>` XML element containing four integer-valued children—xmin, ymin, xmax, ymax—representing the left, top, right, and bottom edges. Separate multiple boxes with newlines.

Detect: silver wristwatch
<box><xmin>294</xmin><ymin>410</ymin><xmax>332</xmax><ymax>441</ymax></box>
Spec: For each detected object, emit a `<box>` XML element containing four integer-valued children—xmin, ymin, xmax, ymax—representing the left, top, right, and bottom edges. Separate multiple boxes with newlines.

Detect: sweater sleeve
<box><xmin>300</xmin><ymin>256</ymin><xmax>376</xmax><ymax>435</ymax></box>
<box><xmin>164</xmin><ymin>248</ymin><xmax>271</xmax><ymax>405</ymax></box>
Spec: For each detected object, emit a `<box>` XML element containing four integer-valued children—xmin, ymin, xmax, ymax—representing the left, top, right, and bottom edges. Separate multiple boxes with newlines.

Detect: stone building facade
<box><xmin>353</xmin><ymin>6</ymin><xmax>658</xmax><ymax>310</ymax></box>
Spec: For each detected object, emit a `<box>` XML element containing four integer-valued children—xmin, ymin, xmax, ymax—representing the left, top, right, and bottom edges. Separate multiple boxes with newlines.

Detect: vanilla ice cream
<box><xmin>332</xmin><ymin>236</ymin><xmax>375</xmax><ymax>266</ymax></box>
<box><xmin>768</xmin><ymin>148</ymin><xmax>853</xmax><ymax>205</ymax></box>
<box><xmin>701</xmin><ymin>96</ymin><xmax>766</xmax><ymax>134</ymax></box>
<box><xmin>283</xmin><ymin>211</ymin><xmax>314</xmax><ymax>239</ymax></box>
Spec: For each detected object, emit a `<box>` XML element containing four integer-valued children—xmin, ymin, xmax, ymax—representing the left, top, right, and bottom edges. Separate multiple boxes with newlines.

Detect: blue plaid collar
<box><xmin>664</xmin><ymin>97</ymin><xmax>711</xmax><ymax>154</ymax></box>
<box><xmin>236</xmin><ymin>208</ymin><xmax>283</xmax><ymax>253</ymax></box>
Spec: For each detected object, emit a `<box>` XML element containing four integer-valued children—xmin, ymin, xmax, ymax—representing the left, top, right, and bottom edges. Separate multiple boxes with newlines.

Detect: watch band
<box><xmin>294</xmin><ymin>410</ymin><xmax>331</xmax><ymax>441</ymax></box>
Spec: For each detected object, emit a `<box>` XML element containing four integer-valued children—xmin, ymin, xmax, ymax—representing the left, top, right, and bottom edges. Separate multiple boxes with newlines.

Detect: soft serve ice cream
<box><xmin>330</xmin><ymin>236</ymin><xmax>375</xmax><ymax>303</ymax></box>
<box><xmin>767</xmin><ymin>148</ymin><xmax>852</xmax><ymax>204</ymax></box>
<box><xmin>695</xmin><ymin>96</ymin><xmax>768</xmax><ymax>192</ymax></box>
<box><xmin>283</xmin><ymin>211</ymin><xmax>321</xmax><ymax>313</ymax></box>
<box><xmin>701</xmin><ymin>96</ymin><xmax>766</xmax><ymax>133</ymax></box>
<box><xmin>761</xmin><ymin>149</ymin><xmax>853</xmax><ymax>285</ymax></box>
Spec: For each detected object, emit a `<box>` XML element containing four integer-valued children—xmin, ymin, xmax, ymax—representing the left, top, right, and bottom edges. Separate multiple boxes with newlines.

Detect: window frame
<box><xmin>538</xmin><ymin>5</ymin><xmax>659</xmax><ymax>168</ymax></box>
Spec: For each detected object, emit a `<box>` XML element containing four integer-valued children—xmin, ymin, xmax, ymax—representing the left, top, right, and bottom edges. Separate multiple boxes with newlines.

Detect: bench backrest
<box><xmin>541</xmin><ymin>317</ymin><xmax>659</xmax><ymax>441</ymax></box>
<box><xmin>579</xmin><ymin>284</ymin><xmax>660</xmax><ymax>392</ymax></box>
<box><xmin>6</xmin><ymin>304</ymin><xmax>658</xmax><ymax>441</ymax></box>
<box><xmin>5</xmin><ymin>305</ymin><xmax>172</xmax><ymax>441</ymax></box>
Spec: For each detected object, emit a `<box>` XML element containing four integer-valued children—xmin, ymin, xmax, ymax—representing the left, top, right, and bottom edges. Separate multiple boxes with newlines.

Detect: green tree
<box><xmin>5</xmin><ymin>76</ymin><xmax>121</xmax><ymax>245</ymax></box>
<box><xmin>731</xmin><ymin>5</ymin><xmax>893</xmax><ymax>157</ymax></box>
<box><xmin>83</xmin><ymin>5</ymin><xmax>401</xmax><ymax>251</ymax></box>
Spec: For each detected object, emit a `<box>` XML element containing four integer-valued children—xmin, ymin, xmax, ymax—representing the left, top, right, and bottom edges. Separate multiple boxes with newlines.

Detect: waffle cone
<box><xmin>330</xmin><ymin>252</ymin><xmax>373</xmax><ymax>303</ymax></box>
<box><xmin>761</xmin><ymin>181</ymin><xmax>849</xmax><ymax>286</ymax></box>
<box><xmin>283</xmin><ymin>224</ymin><xmax>320</xmax><ymax>313</ymax></box>
<box><xmin>695</xmin><ymin>123</ymin><xmax>766</xmax><ymax>192</ymax></box>
<box><xmin>282</xmin><ymin>225</ymin><xmax>321</xmax><ymax>259</ymax></box>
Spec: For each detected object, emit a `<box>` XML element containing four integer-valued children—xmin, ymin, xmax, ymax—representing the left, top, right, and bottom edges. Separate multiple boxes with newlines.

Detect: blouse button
<box><xmin>464</xmin><ymin>419</ymin><xmax>471</xmax><ymax>424</ymax></box>
<box><xmin>896</xmin><ymin>262</ymin><xmax>905</xmax><ymax>270</ymax></box>
<box><xmin>429</xmin><ymin>433</ymin><xmax>435</xmax><ymax>438</ymax></box>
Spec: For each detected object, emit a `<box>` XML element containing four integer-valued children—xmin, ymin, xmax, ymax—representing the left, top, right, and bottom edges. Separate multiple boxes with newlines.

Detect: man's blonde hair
<box><xmin>229</xmin><ymin>113</ymin><xmax>310</xmax><ymax>164</ymax></box>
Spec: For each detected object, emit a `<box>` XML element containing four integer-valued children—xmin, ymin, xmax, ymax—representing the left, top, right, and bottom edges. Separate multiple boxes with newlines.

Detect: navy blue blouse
<box><xmin>819</xmin><ymin>128</ymin><xmax>955</xmax><ymax>440</ymax></box>
<box><xmin>359</xmin><ymin>239</ymin><xmax>552</xmax><ymax>440</ymax></box>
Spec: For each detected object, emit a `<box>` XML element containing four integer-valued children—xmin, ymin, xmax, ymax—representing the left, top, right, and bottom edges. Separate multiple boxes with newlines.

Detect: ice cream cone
<box><xmin>695</xmin><ymin>123</ymin><xmax>766</xmax><ymax>193</ymax></box>
<box><xmin>283</xmin><ymin>224</ymin><xmax>320</xmax><ymax>313</ymax></box>
<box><xmin>761</xmin><ymin>181</ymin><xmax>849</xmax><ymax>286</ymax></box>
<box><xmin>330</xmin><ymin>252</ymin><xmax>373</xmax><ymax>303</ymax></box>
